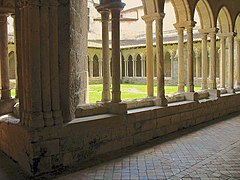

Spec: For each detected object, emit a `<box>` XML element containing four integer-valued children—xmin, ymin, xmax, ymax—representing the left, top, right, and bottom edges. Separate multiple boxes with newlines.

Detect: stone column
<box><xmin>141</xmin><ymin>58</ymin><xmax>144</xmax><ymax>77</ymax></box>
<box><xmin>155</xmin><ymin>14</ymin><xmax>167</xmax><ymax>106</ymax></box>
<box><xmin>0</xmin><ymin>14</ymin><xmax>11</xmax><ymax>100</ymax></box>
<box><xmin>175</xmin><ymin>26</ymin><xmax>185</xmax><ymax>92</ymax></box>
<box><xmin>89</xmin><ymin>58</ymin><xmax>93</xmax><ymax>78</ymax></box>
<box><xmin>99</xmin><ymin>59</ymin><xmax>103</xmax><ymax>77</ymax></box>
<box><xmin>227</xmin><ymin>33</ymin><xmax>235</xmax><ymax>93</ymax></box>
<box><xmin>124</xmin><ymin>59</ymin><xmax>128</xmax><ymax>77</ymax></box>
<box><xmin>219</xmin><ymin>36</ymin><xmax>226</xmax><ymax>89</ymax></box>
<box><xmin>99</xmin><ymin>9</ymin><xmax>110</xmax><ymax>102</ymax></box>
<box><xmin>142</xmin><ymin>16</ymin><xmax>154</xmax><ymax>97</ymax></box>
<box><xmin>200</xmin><ymin>32</ymin><xmax>208</xmax><ymax>89</ymax></box>
<box><xmin>12</xmin><ymin>14</ymin><xmax>19</xmax><ymax>98</ymax></box>
<box><xmin>133</xmin><ymin>58</ymin><xmax>136</xmax><ymax>77</ymax></box>
<box><xmin>209</xmin><ymin>30</ymin><xmax>218</xmax><ymax>89</ymax></box>
<box><xmin>236</xmin><ymin>37</ymin><xmax>240</xmax><ymax>87</ymax></box>
<box><xmin>195</xmin><ymin>50</ymin><xmax>201</xmax><ymax>78</ymax></box>
<box><xmin>170</xmin><ymin>50</ymin><xmax>175</xmax><ymax>78</ymax></box>
<box><xmin>186</xmin><ymin>25</ymin><xmax>194</xmax><ymax>92</ymax></box>
<box><xmin>110</xmin><ymin>6</ymin><xmax>124</xmax><ymax>103</ymax></box>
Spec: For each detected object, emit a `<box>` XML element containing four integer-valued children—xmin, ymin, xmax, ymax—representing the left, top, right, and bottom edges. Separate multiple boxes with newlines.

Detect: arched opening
<box><xmin>122</xmin><ymin>55</ymin><xmax>125</xmax><ymax>77</ymax></box>
<box><xmin>128</xmin><ymin>55</ymin><xmax>133</xmax><ymax>77</ymax></box>
<box><xmin>136</xmin><ymin>54</ymin><xmax>142</xmax><ymax>77</ymax></box>
<box><xmin>8</xmin><ymin>51</ymin><xmax>15</xmax><ymax>79</ymax></box>
<box><xmin>93</xmin><ymin>54</ymin><xmax>99</xmax><ymax>77</ymax></box>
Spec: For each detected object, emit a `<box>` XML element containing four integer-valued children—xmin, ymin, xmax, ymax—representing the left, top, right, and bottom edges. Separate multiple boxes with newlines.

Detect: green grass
<box><xmin>89</xmin><ymin>84</ymin><xmax>201</xmax><ymax>103</ymax></box>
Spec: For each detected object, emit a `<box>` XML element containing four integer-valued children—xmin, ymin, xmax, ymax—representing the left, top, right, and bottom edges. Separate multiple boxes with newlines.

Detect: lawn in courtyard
<box><xmin>89</xmin><ymin>84</ymin><xmax>201</xmax><ymax>103</ymax></box>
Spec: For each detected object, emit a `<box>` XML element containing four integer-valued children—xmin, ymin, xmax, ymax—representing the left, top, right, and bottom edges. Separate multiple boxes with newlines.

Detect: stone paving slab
<box><xmin>55</xmin><ymin>114</ymin><xmax>240</xmax><ymax>180</ymax></box>
<box><xmin>0</xmin><ymin>113</ymin><xmax>240</xmax><ymax>179</ymax></box>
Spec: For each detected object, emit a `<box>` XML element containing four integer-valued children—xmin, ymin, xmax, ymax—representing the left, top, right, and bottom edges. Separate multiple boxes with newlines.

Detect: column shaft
<box><xmin>143</xmin><ymin>17</ymin><xmax>154</xmax><ymax>97</ymax></box>
<box><xmin>220</xmin><ymin>36</ymin><xmax>226</xmax><ymax>88</ymax></box>
<box><xmin>201</xmin><ymin>33</ymin><xmax>208</xmax><ymax>89</ymax></box>
<box><xmin>111</xmin><ymin>8</ymin><xmax>122</xmax><ymax>103</ymax></box>
<box><xmin>0</xmin><ymin>14</ymin><xmax>11</xmax><ymax>99</ymax></box>
<box><xmin>228</xmin><ymin>34</ymin><xmax>234</xmax><ymax>91</ymax></box>
<box><xmin>236</xmin><ymin>38</ymin><xmax>240</xmax><ymax>86</ymax></box>
<box><xmin>195</xmin><ymin>52</ymin><xmax>200</xmax><ymax>78</ymax></box>
<box><xmin>100</xmin><ymin>10</ymin><xmax>110</xmax><ymax>102</ymax></box>
<box><xmin>155</xmin><ymin>14</ymin><xmax>167</xmax><ymax>106</ymax></box>
<box><xmin>187</xmin><ymin>27</ymin><xmax>194</xmax><ymax>92</ymax></box>
<box><xmin>209</xmin><ymin>32</ymin><xmax>217</xmax><ymax>89</ymax></box>
<box><xmin>177</xmin><ymin>27</ymin><xmax>185</xmax><ymax>92</ymax></box>
<box><xmin>12</xmin><ymin>15</ymin><xmax>19</xmax><ymax>98</ymax></box>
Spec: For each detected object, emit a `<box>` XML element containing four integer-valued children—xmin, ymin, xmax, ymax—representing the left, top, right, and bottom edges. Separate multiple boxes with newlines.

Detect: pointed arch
<box><xmin>195</xmin><ymin>0</ymin><xmax>214</xmax><ymax>29</ymax></box>
<box><xmin>217</xmin><ymin>6</ymin><xmax>232</xmax><ymax>33</ymax></box>
<box><xmin>234</xmin><ymin>14</ymin><xmax>240</xmax><ymax>38</ymax></box>
<box><xmin>170</xmin><ymin>0</ymin><xmax>191</xmax><ymax>23</ymax></box>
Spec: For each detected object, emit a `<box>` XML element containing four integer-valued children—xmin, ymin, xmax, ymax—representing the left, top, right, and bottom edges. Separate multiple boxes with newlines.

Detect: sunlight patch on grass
<box><xmin>89</xmin><ymin>84</ymin><xmax>201</xmax><ymax>103</ymax></box>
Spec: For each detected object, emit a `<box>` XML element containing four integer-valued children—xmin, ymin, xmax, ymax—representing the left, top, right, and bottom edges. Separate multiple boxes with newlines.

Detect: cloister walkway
<box><xmin>56</xmin><ymin>114</ymin><xmax>240</xmax><ymax>180</ymax></box>
<box><xmin>0</xmin><ymin>113</ymin><xmax>240</xmax><ymax>179</ymax></box>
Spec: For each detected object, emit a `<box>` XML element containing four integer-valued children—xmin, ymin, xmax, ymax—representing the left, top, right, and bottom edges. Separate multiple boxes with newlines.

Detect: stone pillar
<box><xmin>227</xmin><ymin>33</ymin><xmax>235</xmax><ymax>93</ymax></box>
<box><xmin>155</xmin><ymin>14</ymin><xmax>167</xmax><ymax>106</ymax></box>
<box><xmin>110</xmin><ymin>6</ymin><xmax>124</xmax><ymax>103</ymax></box>
<box><xmin>209</xmin><ymin>30</ymin><xmax>218</xmax><ymax>89</ymax></box>
<box><xmin>219</xmin><ymin>36</ymin><xmax>226</xmax><ymax>89</ymax></box>
<box><xmin>124</xmin><ymin>59</ymin><xmax>128</xmax><ymax>77</ymax></box>
<box><xmin>175</xmin><ymin>26</ymin><xmax>185</xmax><ymax>92</ymax></box>
<box><xmin>236</xmin><ymin>37</ymin><xmax>240</xmax><ymax>87</ymax></box>
<box><xmin>142</xmin><ymin>16</ymin><xmax>154</xmax><ymax>97</ymax></box>
<box><xmin>0</xmin><ymin>14</ymin><xmax>11</xmax><ymax>100</ymax></box>
<box><xmin>89</xmin><ymin>58</ymin><xmax>93</xmax><ymax>78</ymax></box>
<box><xmin>195</xmin><ymin>50</ymin><xmax>201</xmax><ymax>78</ymax></box>
<box><xmin>200</xmin><ymin>32</ymin><xmax>208</xmax><ymax>89</ymax></box>
<box><xmin>12</xmin><ymin>14</ymin><xmax>19</xmax><ymax>98</ymax></box>
<box><xmin>133</xmin><ymin>58</ymin><xmax>136</xmax><ymax>77</ymax></box>
<box><xmin>141</xmin><ymin>58</ymin><xmax>144</xmax><ymax>77</ymax></box>
<box><xmin>99</xmin><ymin>10</ymin><xmax>110</xmax><ymax>102</ymax></box>
<box><xmin>170</xmin><ymin>50</ymin><xmax>175</xmax><ymax>78</ymax></box>
<box><xmin>99</xmin><ymin>59</ymin><xmax>103</xmax><ymax>77</ymax></box>
<box><xmin>186</xmin><ymin>25</ymin><xmax>194</xmax><ymax>92</ymax></box>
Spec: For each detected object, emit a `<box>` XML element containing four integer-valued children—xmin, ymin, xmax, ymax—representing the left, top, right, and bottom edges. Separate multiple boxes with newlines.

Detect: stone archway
<box><xmin>195</xmin><ymin>0</ymin><xmax>214</xmax><ymax>29</ymax></box>
<box><xmin>128</xmin><ymin>55</ymin><xmax>133</xmax><ymax>77</ymax></box>
<box><xmin>93</xmin><ymin>54</ymin><xmax>99</xmax><ymax>77</ymax></box>
<box><xmin>136</xmin><ymin>54</ymin><xmax>142</xmax><ymax>77</ymax></box>
<box><xmin>217</xmin><ymin>7</ymin><xmax>232</xmax><ymax>33</ymax></box>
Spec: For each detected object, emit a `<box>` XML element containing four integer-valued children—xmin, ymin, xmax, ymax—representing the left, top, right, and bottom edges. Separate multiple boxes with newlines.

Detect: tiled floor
<box><xmin>0</xmin><ymin>113</ymin><xmax>240</xmax><ymax>179</ymax></box>
<box><xmin>56</xmin><ymin>114</ymin><xmax>240</xmax><ymax>180</ymax></box>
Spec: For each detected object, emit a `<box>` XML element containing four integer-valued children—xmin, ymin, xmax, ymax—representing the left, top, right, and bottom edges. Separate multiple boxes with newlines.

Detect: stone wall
<box><xmin>1</xmin><ymin>93</ymin><xmax>240</xmax><ymax>175</ymax></box>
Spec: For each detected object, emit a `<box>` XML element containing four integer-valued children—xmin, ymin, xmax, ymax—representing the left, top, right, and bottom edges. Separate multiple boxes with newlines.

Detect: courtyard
<box><xmin>89</xmin><ymin>84</ymin><xmax>201</xmax><ymax>103</ymax></box>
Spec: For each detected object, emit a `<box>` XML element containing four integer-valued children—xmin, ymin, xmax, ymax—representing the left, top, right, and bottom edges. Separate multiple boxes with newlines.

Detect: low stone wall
<box><xmin>0</xmin><ymin>93</ymin><xmax>240</xmax><ymax>175</ymax></box>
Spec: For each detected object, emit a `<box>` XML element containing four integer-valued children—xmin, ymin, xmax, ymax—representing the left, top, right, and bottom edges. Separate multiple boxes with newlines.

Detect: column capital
<box><xmin>102</xmin><ymin>1</ymin><xmax>125</xmax><ymax>11</ymax></box>
<box><xmin>142</xmin><ymin>15</ymin><xmax>155</xmax><ymax>23</ymax></box>
<box><xmin>174</xmin><ymin>23</ymin><xmax>185</xmax><ymax>30</ymax></box>
<box><xmin>153</xmin><ymin>13</ymin><xmax>165</xmax><ymax>21</ymax></box>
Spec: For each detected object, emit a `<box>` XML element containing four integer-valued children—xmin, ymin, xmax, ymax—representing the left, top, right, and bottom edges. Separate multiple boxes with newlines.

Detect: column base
<box><xmin>234</xmin><ymin>86</ymin><xmax>240</xmax><ymax>92</ymax></box>
<box><xmin>112</xmin><ymin>91</ymin><xmax>121</xmax><ymax>103</ymax></box>
<box><xmin>207</xmin><ymin>89</ymin><xmax>220</xmax><ymax>98</ymax></box>
<box><xmin>201</xmin><ymin>83</ymin><xmax>208</xmax><ymax>90</ymax></box>
<box><xmin>178</xmin><ymin>84</ymin><xmax>185</xmax><ymax>93</ymax></box>
<box><xmin>53</xmin><ymin>110</ymin><xmax>63</xmax><ymax>125</ymax></box>
<box><xmin>43</xmin><ymin>111</ymin><xmax>54</xmax><ymax>127</ymax></box>
<box><xmin>184</xmin><ymin>92</ymin><xmax>199</xmax><ymax>101</ymax></box>
<box><xmin>154</xmin><ymin>97</ymin><xmax>168</xmax><ymax>107</ymax></box>
<box><xmin>1</xmin><ymin>89</ymin><xmax>11</xmax><ymax>100</ymax></box>
<box><xmin>227</xmin><ymin>88</ymin><xmax>235</xmax><ymax>94</ymax></box>
<box><xmin>105</xmin><ymin>102</ymin><xmax>127</xmax><ymax>115</ymax></box>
